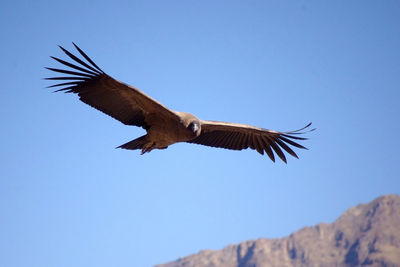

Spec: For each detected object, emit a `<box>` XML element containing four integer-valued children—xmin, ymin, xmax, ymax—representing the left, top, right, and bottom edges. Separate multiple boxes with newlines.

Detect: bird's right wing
<box><xmin>188</xmin><ymin>121</ymin><xmax>314</xmax><ymax>162</ymax></box>
<box><xmin>46</xmin><ymin>43</ymin><xmax>180</xmax><ymax>129</ymax></box>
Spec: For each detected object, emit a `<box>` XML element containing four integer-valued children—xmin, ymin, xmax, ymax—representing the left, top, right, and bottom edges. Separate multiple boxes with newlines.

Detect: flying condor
<box><xmin>46</xmin><ymin>43</ymin><xmax>314</xmax><ymax>163</ymax></box>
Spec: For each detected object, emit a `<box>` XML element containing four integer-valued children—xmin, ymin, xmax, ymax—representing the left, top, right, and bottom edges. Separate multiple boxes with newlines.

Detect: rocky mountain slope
<box><xmin>156</xmin><ymin>195</ymin><xmax>400</xmax><ymax>267</ymax></box>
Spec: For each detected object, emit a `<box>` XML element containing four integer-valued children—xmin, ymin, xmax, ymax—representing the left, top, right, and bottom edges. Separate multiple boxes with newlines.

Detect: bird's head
<box><xmin>188</xmin><ymin>120</ymin><xmax>201</xmax><ymax>136</ymax></box>
<box><xmin>176</xmin><ymin>111</ymin><xmax>201</xmax><ymax>137</ymax></box>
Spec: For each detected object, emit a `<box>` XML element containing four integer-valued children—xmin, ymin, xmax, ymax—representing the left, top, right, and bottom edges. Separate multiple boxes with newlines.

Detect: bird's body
<box><xmin>46</xmin><ymin>43</ymin><xmax>314</xmax><ymax>162</ymax></box>
<box><xmin>123</xmin><ymin>111</ymin><xmax>201</xmax><ymax>153</ymax></box>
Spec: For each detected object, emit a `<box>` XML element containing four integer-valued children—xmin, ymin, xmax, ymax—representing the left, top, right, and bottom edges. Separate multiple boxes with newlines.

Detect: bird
<box><xmin>45</xmin><ymin>43</ymin><xmax>314</xmax><ymax>163</ymax></box>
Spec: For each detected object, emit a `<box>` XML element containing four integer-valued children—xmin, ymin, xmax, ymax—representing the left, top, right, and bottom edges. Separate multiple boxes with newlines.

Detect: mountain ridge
<box><xmin>156</xmin><ymin>194</ymin><xmax>400</xmax><ymax>267</ymax></box>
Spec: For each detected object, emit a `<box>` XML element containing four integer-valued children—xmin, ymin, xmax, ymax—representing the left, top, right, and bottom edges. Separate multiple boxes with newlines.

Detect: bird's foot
<box><xmin>141</xmin><ymin>143</ymin><xmax>155</xmax><ymax>154</ymax></box>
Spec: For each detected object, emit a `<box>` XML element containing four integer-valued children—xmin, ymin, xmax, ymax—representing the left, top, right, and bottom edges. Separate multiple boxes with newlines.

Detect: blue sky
<box><xmin>1</xmin><ymin>1</ymin><xmax>399</xmax><ymax>266</ymax></box>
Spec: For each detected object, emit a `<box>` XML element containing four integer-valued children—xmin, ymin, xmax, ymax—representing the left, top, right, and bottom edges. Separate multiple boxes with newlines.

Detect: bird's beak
<box><xmin>192</xmin><ymin>123</ymin><xmax>199</xmax><ymax>133</ymax></box>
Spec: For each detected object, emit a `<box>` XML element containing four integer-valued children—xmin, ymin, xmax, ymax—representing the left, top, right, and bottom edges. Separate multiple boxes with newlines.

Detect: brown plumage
<box><xmin>46</xmin><ymin>43</ymin><xmax>314</xmax><ymax>163</ymax></box>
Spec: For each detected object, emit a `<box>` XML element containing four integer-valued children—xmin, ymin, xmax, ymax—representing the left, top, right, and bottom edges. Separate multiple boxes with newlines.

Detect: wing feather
<box><xmin>279</xmin><ymin>136</ymin><xmax>307</xmax><ymax>149</ymax></box>
<box><xmin>248</xmin><ymin>133</ymin><xmax>255</xmax><ymax>150</ymax></box>
<box><xmin>213</xmin><ymin>131</ymin><xmax>230</xmax><ymax>148</ymax></box>
<box><xmin>58</xmin><ymin>45</ymin><xmax>103</xmax><ymax>74</ymax></box>
<box><xmin>275</xmin><ymin>139</ymin><xmax>298</xmax><ymax>159</ymax></box>
<box><xmin>45</xmin><ymin>76</ymin><xmax>89</xmax><ymax>81</ymax></box>
<box><xmin>260</xmin><ymin>136</ymin><xmax>275</xmax><ymax>162</ymax></box>
<box><xmin>46</xmin><ymin>43</ymin><xmax>180</xmax><ymax>128</ymax></box>
<box><xmin>235</xmin><ymin>132</ymin><xmax>246</xmax><ymax>150</ymax></box>
<box><xmin>253</xmin><ymin>135</ymin><xmax>264</xmax><ymax>155</ymax></box>
<box><xmin>233</xmin><ymin>132</ymin><xmax>245</xmax><ymax>150</ymax></box>
<box><xmin>268</xmin><ymin>137</ymin><xmax>287</xmax><ymax>163</ymax></box>
<box><xmin>50</xmin><ymin>56</ymin><xmax>98</xmax><ymax>75</ymax></box>
<box><xmin>224</xmin><ymin>131</ymin><xmax>236</xmax><ymax>149</ymax></box>
<box><xmin>188</xmin><ymin>121</ymin><xmax>314</xmax><ymax>162</ymax></box>
<box><xmin>233</xmin><ymin>132</ymin><xmax>242</xmax><ymax>149</ymax></box>
<box><xmin>47</xmin><ymin>81</ymin><xmax>81</xmax><ymax>88</ymax></box>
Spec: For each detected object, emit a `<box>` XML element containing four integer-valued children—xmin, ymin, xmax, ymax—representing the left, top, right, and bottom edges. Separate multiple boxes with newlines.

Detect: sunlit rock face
<box><xmin>157</xmin><ymin>195</ymin><xmax>400</xmax><ymax>267</ymax></box>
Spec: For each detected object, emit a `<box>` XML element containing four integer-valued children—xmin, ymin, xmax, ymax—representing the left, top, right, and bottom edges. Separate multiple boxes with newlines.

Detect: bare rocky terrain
<box><xmin>156</xmin><ymin>195</ymin><xmax>400</xmax><ymax>267</ymax></box>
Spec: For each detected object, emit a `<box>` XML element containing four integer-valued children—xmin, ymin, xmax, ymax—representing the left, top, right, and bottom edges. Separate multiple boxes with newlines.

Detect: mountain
<box><xmin>156</xmin><ymin>195</ymin><xmax>400</xmax><ymax>267</ymax></box>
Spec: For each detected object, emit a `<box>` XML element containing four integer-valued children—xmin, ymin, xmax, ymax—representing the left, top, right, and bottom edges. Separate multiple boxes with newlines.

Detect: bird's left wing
<box><xmin>188</xmin><ymin>121</ymin><xmax>314</xmax><ymax>162</ymax></box>
<box><xmin>45</xmin><ymin>43</ymin><xmax>180</xmax><ymax>129</ymax></box>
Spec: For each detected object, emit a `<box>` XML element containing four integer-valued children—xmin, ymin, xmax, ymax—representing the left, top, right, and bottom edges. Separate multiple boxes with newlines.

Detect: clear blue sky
<box><xmin>1</xmin><ymin>1</ymin><xmax>399</xmax><ymax>266</ymax></box>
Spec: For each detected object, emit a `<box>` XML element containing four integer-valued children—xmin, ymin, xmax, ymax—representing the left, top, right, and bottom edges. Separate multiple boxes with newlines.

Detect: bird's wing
<box><xmin>46</xmin><ymin>43</ymin><xmax>180</xmax><ymax>129</ymax></box>
<box><xmin>188</xmin><ymin>121</ymin><xmax>314</xmax><ymax>162</ymax></box>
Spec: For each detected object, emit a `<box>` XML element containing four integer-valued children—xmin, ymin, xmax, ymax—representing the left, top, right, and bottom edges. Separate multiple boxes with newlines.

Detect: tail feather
<box><xmin>117</xmin><ymin>135</ymin><xmax>147</xmax><ymax>150</ymax></box>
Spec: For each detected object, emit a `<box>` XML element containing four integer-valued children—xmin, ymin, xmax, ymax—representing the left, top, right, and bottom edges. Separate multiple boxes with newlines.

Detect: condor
<box><xmin>46</xmin><ymin>43</ymin><xmax>314</xmax><ymax>163</ymax></box>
